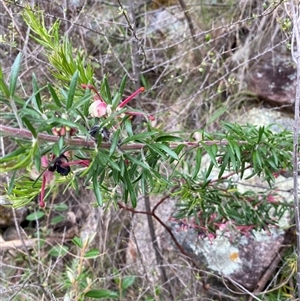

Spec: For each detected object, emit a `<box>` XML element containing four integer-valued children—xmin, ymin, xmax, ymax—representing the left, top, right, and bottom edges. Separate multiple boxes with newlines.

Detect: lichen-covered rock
<box><xmin>170</xmin><ymin>222</ymin><xmax>286</xmax><ymax>290</ymax></box>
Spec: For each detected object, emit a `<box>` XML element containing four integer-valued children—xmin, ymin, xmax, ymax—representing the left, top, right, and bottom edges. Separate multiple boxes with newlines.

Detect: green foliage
<box><xmin>172</xmin><ymin>123</ymin><xmax>293</xmax><ymax>236</ymax></box>
<box><xmin>0</xmin><ymin>4</ymin><xmax>294</xmax><ymax>244</ymax></box>
<box><xmin>49</xmin><ymin>233</ymin><xmax>138</xmax><ymax>300</ymax></box>
<box><xmin>0</xmin><ymin>4</ymin><xmax>297</xmax><ymax>301</ymax></box>
<box><xmin>22</xmin><ymin>6</ymin><xmax>94</xmax><ymax>85</ymax></box>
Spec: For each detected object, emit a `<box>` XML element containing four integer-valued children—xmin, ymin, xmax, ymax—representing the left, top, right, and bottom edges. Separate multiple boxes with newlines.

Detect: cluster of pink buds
<box><xmin>52</xmin><ymin>126</ymin><xmax>77</xmax><ymax>137</ymax></box>
<box><xmin>81</xmin><ymin>84</ymin><xmax>154</xmax><ymax>121</ymax></box>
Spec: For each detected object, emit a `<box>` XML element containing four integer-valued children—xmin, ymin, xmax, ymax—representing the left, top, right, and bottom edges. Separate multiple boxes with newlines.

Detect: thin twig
<box><xmin>117</xmin><ymin>0</ymin><xmax>147</xmax><ymax>64</ymax></box>
<box><xmin>290</xmin><ymin>0</ymin><xmax>300</xmax><ymax>298</ymax></box>
<box><xmin>143</xmin><ymin>193</ymin><xmax>172</xmax><ymax>298</ymax></box>
<box><xmin>177</xmin><ymin>0</ymin><xmax>196</xmax><ymax>42</ymax></box>
<box><xmin>117</xmin><ymin>200</ymin><xmax>189</xmax><ymax>259</ymax></box>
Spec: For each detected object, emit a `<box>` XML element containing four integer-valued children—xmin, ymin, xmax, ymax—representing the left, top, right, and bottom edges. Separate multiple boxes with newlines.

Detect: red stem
<box><xmin>118</xmin><ymin>87</ymin><xmax>145</xmax><ymax>108</ymax></box>
<box><xmin>0</xmin><ymin>124</ymin><xmax>235</xmax><ymax>150</ymax></box>
<box><xmin>117</xmin><ymin>185</ymin><xmax>200</xmax><ymax>267</ymax></box>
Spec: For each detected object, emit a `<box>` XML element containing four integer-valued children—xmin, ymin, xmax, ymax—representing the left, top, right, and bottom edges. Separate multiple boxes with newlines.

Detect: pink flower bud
<box><xmin>89</xmin><ymin>100</ymin><xmax>107</xmax><ymax>117</ymax></box>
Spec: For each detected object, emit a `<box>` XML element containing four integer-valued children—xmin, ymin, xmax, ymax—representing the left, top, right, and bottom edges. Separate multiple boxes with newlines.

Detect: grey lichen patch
<box><xmin>171</xmin><ymin>220</ymin><xmax>286</xmax><ymax>289</ymax></box>
<box><xmin>192</xmin><ymin>236</ymin><xmax>242</xmax><ymax>275</ymax></box>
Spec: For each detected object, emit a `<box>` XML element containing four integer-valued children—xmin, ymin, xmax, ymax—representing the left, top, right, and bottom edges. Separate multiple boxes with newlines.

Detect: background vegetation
<box><xmin>0</xmin><ymin>1</ymin><xmax>299</xmax><ymax>300</ymax></box>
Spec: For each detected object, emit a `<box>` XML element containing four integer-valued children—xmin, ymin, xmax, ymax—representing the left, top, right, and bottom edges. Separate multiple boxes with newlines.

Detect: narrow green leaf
<box><xmin>205</xmin><ymin>161</ymin><xmax>214</xmax><ymax>179</ymax></box>
<box><xmin>66</xmin><ymin>70</ymin><xmax>79</xmax><ymax>110</ymax></box>
<box><xmin>192</xmin><ymin>148</ymin><xmax>202</xmax><ymax>179</ymax></box>
<box><xmin>112</xmin><ymin>92</ymin><xmax>121</xmax><ymax>109</ymax></box>
<box><xmin>152</xmin><ymin>143</ymin><xmax>179</xmax><ymax>160</ymax></box>
<box><xmin>232</xmin><ymin>140</ymin><xmax>241</xmax><ymax>162</ymax></box>
<box><xmin>34</xmin><ymin>145</ymin><xmax>41</xmax><ymax>173</ymax></box>
<box><xmin>252</xmin><ymin>150</ymin><xmax>262</xmax><ymax>170</ymax></box>
<box><xmin>202</xmin><ymin>143</ymin><xmax>218</xmax><ymax>166</ymax></box>
<box><xmin>7</xmin><ymin>171</ymin><xmax>17</xmax><ymax>195</ymax></box>
<box><xmin>226</xmin><ymin>142</ymin><xmax>237</xmax><ymax>171</ymax></box>
<box><xmin>72</xmin><ymin>93</ymin><xmax>92</xmax><ymax>109</ymax></box>
<box><xmin>109</xmin><ymin>129</ymin><xmax>120</xmax><ymax>156</ymax></box>
<box><xmin>273</xmin><ymin>150</ymin><xmax>279</xmax><ymax>167</ymax></box>
<box><xmin>123</xmin><ymin>165</ymin><xmax>137</xmax><ymax>207</ymax></box>
<box><xmin>140</xmin><ymin>74</ymin><xmax>150</xmax><ymax>90</ymax></box>
<box><xmin>119</xmin><ymin>74</ymin><xmax>127</xmax><ymax>96</ymax></box>
<box><xmin>48</xmin><ymin>83</ymin><xmax>62</xmax><ymax>107</ymax></box>
<box><xmin>264</xmin><ymin>167</ymin><xmax>275</xmax><ymax>184</ymax></box>
<box><xmin>121</xmin><ymin>131</ymin><xmax>157</xmax><ymax>144</ymax></box>
<box><xmin>0</xmin><ymin>80</ymin><xmax>10</xmax><ymax>98</ymax></box>
<box><xmin>155</xmin><ymin>135</ymin><xmax>183</xmax><ymax>142</ymax></box>
<box><xmin>32</xmin><ymin>73</ymin><xmax>42</xmax><ymax>112</ymax></box>
<box><xmin>80</xmin><ymin>154</ymin><xmax>95</xmax><ymax>180</ymax></box>
<box><xmin>45</xmin><ymin>116</ymin><xmax>83</xmax><ymax>132</ymax></box>
<box><xmin>1</xmin><ymin>153</ymin><xmax>31</xmax><ymax>171</ymax></box>
<box><xmin>124</xmin><ymin>119</ymin><xmax>133</xmax><ymax>136</ymax></box>
<box><xmin>93</xmin><ymin>173</ymin><xmax>103</xmax><ymax>206</ymax></box>
<box><xmin>97</xmin><ymin>171</ymin><xmax>105</xmax><ymax>188</ymax></box>
<box><xmin>245</xmin><ymin>170</ymin><xmax>256</xmax><ymax>180</ymax></box>
<box><xmin>51</xmin><ymin>140</ymin><xmax>63</xmax><ymax>158</ymax></box>
<box><xmin>0</xmin><ymin>148</ymin><xmax>26</xmax><ymax>163</ymax></box>
<box><xmin>104</xmin><ymin>76</ymin><xmax>112</xmax><ymax>103</ymax></box>
<box><xmin>20</xmin><ymin>107</ymin><xmax>42</xmax><ymax>119</ymax></box>
<box><xmin>100</xmin><ymin>152</ymin><xmax>121</xmax><ymax>171</ymax></box>
<box><xmin>111</xmin><ymin>165</ymin><xmax>120</xmax><ymax>183</ymax></box>
<box><xmin>50</xmin><ymin>137</ymin><xmax>65</xmax><ymax>158</ymax></box>
<box><xmin>170</xmin><ymin>144</ymin><xmax>185</xmax><ymax>163</ymax></box>
<box><xmin>267</xmin><ymin>159</ymin><xmax>277</xmax><ymax>170</ymax></box>
<box><xmin>22</xmin><ymin>116</ymin><xmax>37</xmax><ymax>138</ymax></box>
<box><xmin>146</xmin><ymin>143</ymin><xmax>167</xmax><ymax>159</ymax></box>
<box><xmin>218</xmin><ymin>152</ymin><xmax>230</xmax><ymax>178</ymax></box>
<box><xmin>124</xmin><ymin>153</ymin><xmax>150</xmax><ymax>170</ymax></box>
<box><xmin>0</xmin><ymin>66</ymin><xmax>10</xmax><ymax>97</ymax></box>
<box><xmin>119</xmin><ymin>158</ymin><xmax>125</xmax><ymax>177</ymax></box>
<box><xmin>206</xmin><ymin>106</ymin><xmax>227</xmax><ymax>127</ymax></box>
<box><xmin>85</xmin><ymin>289</ymin><xmax>119</xmax><ymax>299</ymax></box>
<box><xmin>257</xmin><ymin>126</ymin><xmax>264</xmax><ymax>143</ymax></box>
<box><xmin>226</xmin><ymin>138</ymin><xmax>235</xmax><ymax>154</ymax></box>
<box><xmin>240</xmin><ymin>159</ymin><xmax>246</xmax><ymax>179</ymax></box>
<box><xmin>230</xmin><ymin>150</ymin><xmax>237</xmax><ymax>172</ymax></box>
<box><xmin>9</xmin><ymin>53</ymin><xmax>22</xmax><ymax>97</ymax></box>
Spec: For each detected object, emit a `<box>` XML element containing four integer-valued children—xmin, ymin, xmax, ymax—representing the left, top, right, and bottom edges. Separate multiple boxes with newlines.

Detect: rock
<box><xmin>236</xmin><ymin>107</ymin><xmax>294</xmax><ymax>132</ymax></box>
<box><xmin>146</xmin><ymin>8</ymin><xmax>188</xmax><ymax>40</ymax></box>
<box><xmin>246</xmin><ymin>53</ymin><xmax>296</xmax><ymax>109</ymax></box>
<box><xmin>0</xmin><ymin>205</ymin><xmax>28</xmax><ymax>228</ymax></box>
<box><xmin>170</xmin><ymin>221</ymin><xmax>286</xmax><ymax>290</ymax></box>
